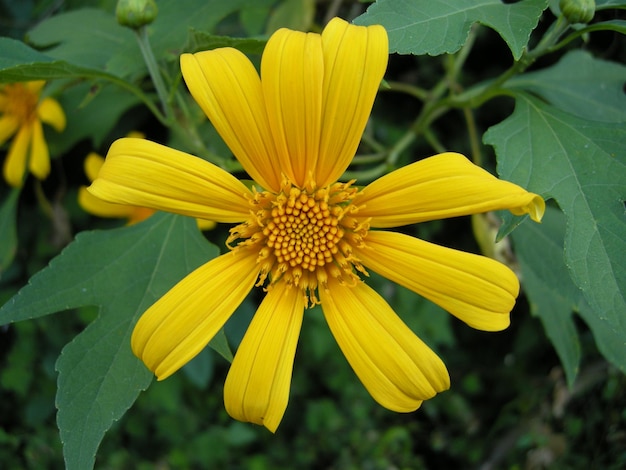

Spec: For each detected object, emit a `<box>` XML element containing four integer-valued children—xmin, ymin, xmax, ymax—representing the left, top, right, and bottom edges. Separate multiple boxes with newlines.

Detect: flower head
<box><xmin>0</xmin><ymin>81</ymin><xmax>66</xmax><ymax>187</ymax></box>
<box><xmin>88</xmin><ymin>18</ymin><xmax>545</xmax><ymax>432</ymax></box>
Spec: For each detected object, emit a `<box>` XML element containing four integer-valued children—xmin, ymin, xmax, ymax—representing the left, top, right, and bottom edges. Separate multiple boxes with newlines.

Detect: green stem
<box><xmin>384</xmin><ymin>26</ymin><xmax>480</xmax><ymax>165</ymax></box>
<box><xmin>448</xmin><ymin>16</ymin><xmax>571</xmax><ymax>109</ymax></box>
<box><xmin>423</xmin><ymin>128</ymin><xmax>446</xmax><ymax>154</ymax></box>
<box><xmin>386</xmin><ymin>81</ymin><xmax>429</xmax><ymax>100</ymax></box>
<box><xmin>528</xmin><ymin>15</ymin><xmax>570</xmax><ymax>59</ymax></box>
<box><xmin>462</xmin><ymin>107</ymin><xmax>482</xmax><ymax>166</ymax></box>
<box><xmin>135</xmin><ymin>26</ymin><xmax>173</xmax><ymax>122</ymax></box>
<box><xmin>343</xmin><ymin>163</ymin><xmax>389</xmax><ymax>183</ymax></box>
<box><xmin>360</xmin><ymin>131</ymin><xmax>386</xmax><ymax>154</ymax></box>
<box><xmin>350</xmin><ymin>152</ymin><xmax>387</xmax><ymax>165</ymax></box>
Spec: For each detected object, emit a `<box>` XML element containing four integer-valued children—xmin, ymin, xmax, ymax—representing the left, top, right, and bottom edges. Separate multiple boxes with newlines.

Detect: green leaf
<box><xmin>0</xmin><ymin>37</ymin><xmax>131</xmax><ymax>83</ymax></box>
<box><xmin>182</xmin><ymin>348</ymin><xmax>215</xmax><ymax>388</ymax></box>
<box><xmin>507</xmin><ymin>50</ymin><xmax>626</xmax><ymax>122</ymax></box>
<box><xmin>593</xmin><ymin>0</ymin><xmax>626</xmax><ymax>9</ymax></box>
<box><xmin>184</xmin><ymin>30</ymin><xmax>267</xmax><ymax>55</ymax></box>
<box><xmin>514</xmin><ymin>206</ymin><xmax>626</xmax><ymax>381</ymax></box>
<box><xmin>0</xmin><ymin>188</ymin><xmax>20</xmax><ymax>275</ymax></box>
<box><xmin>0</xmin><ymin>213</ymin><xmax>221</xmax><ymax>470</ymax></box>
<box><xmin>354</xmin><ymin>0</ymin><xmax>548</xmax><ymax>60</ymax></box>
<box><xmin>25</xmin><ymin>1</ymin><xmax>253</xmax><ymax>79</ymax></box>
<box><xmin>578</xmin><ymin>19</ymin><xmax>626</xmax><ymax>34</ymax></box>
<box><xmin>148</xmin><ymin>0</ymin><xmax>250</xmax><ymax>58</ymax></box>
<box><xmin>25</xmin><ymin>8</ymin><xmax>134</xmax><ymax>76</ymax></box>
<box><xmin>45</xmin><ymin>82</ymin><xmax>141</xmax><ymax>155</ymax></box>
<box><xmin>239</xmin><ymin>0</ymin><xmax>275</xmax><ymax>35</ymax></box>
<box><xmin>266</xmin><ymin>0</ymin><xmax>315</xmax><ymax>34</ymax></box>
<box><xmin>512</xmin><ymin>207</ymin><xmax>581</xmax><ymax>386</ymax></box>
<box><xmin>485</xmin><ymin>93</ymin><xmax>626</xmax><ymax>349</ymax></box>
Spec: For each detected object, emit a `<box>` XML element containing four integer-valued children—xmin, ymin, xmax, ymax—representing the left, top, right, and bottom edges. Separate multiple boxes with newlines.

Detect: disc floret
<box><xmin>227</xmin><ymin>179</ymin><xmax>369</xmax><ymax>305</ymax></box>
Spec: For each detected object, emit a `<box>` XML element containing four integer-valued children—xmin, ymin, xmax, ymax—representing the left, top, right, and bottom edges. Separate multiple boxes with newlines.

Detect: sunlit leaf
<box><xmin>0</xmin><ymin>213</ymin><xmax>222</xmax><ymax>470</ymax></box>
<box><xmin>354</xmin><ymin>0</ymin><xmax>548</xmax><ymax>59</ymax></box>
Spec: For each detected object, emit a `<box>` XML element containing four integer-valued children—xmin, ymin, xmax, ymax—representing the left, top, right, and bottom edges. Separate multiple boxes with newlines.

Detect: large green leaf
<box><xmin>514</xmin><ymin>206</ymin><xmax>626</xmax><ymax>382</ymax></box>
<box><xmin>0</xmin><ymin>212</ymin><xmax>221</xmax><ymax>470</ymax></box>
<box><xmin>507</xmin><ymin>50</ymin><xmax>626</xmax><ymax>122</ymax></box>
<box><xmin>354</xmin><ymin>0</ymin><xmax>548</xmax><ymax>59</ymax></box>
<box><xmin>485</xmin><ymin>93</ymin><xmax>626</xmax><ymax>348</ymax></box>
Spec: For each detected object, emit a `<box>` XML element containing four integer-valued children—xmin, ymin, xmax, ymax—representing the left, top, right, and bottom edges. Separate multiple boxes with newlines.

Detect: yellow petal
<box><xmin>3</xmin><ymin>123</ymin><xmax>31</xmax><ymax>187</ymax></box>
<box><xmin>88</xmin><ymin>138</ymin><xmax>251</xmax><ymax>223</ymax></box>
<box><xmin>196</xmin><ymin>218</ymin><xmax>216</xmax><ymax>231</ymax></box>
<box><xmin>84</xmin><ymin>152</ymin><xmax>104</xmax><ymax>182</ymax></box>
<box><xmin>224</xmin><ymin>282</ymin><xmax>305</xmax><ymax>432</ymax></box>
<box><xmin>355</xmin><ymin>231</ymin><xmax>518</xmax><ymax>331</ymax></box>
<box><xmin>37</xmin><ymin>97</ymin><xmax>66</xmax><ymax>132</ymax></box>
<box><xmin>28</xmin><ymin>119</ymin><xmax>50</xmax><ymax>180</ymax></box>
<box><xmin>25</xmin><ymin>81</ymin><xmax>45</xmax><ymax>95</ymax></box>
<box><xmin>132</xmin><ymin>248</ymin><xmax>260</xmax><ymax>380</ymax></box>
<box><xmin>320</xmin><ymin>277</ymin><xmax>450</xmax><ymax>412</ymax></box>
<box><xmin>316</xmin><ymin>18</ymin><xmax>388</xmax><ymax>187</ymax></box>
<box><xmin>180</xmin><ymin>49</ymin><xmax>281</xmax><ymax>192</ymax></box>
<box><xmin>78</xmin><ymin>185</ymin><xmax>138</xmax><ymax>219</ymax></box>
<box><xmin>357</xmin><ymin>152</ymin><xmax>545</xmax><ymax>228</ymax></box>
<box><xmin>0</xmin><ymin>115</ymin><xmax>19</xmax><ymax>146</ymax></box>
<box><xmin>261</xmin><ymin>28</ymin><xmax>323</xmax><ymax>187</ymax></box>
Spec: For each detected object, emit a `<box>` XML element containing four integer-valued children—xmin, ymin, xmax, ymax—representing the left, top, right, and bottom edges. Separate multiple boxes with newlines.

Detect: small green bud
<box><xmin>116</xmin><ymin>0</ymin><xmax>158</xmax><ymax>29</ymax></box>
<box><xmin>559</xmin><ymin>0</ymin><xmax>595</xmax><ymax>24</ymax></box>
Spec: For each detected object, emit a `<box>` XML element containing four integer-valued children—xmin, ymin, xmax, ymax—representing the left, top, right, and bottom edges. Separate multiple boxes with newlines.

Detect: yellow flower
<box><xmin>0</xmin><ymin>81</ymin><xmax>66</xmax><ymax>187</ymax></box>
<box><xmin>88</xmin><ymin>18</ymin><xmax>545</xmax><ymax>432</ymax></box>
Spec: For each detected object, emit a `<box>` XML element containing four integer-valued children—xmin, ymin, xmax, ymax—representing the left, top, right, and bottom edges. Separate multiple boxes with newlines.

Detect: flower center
<box><xmin>1</xmin><ymin>83</ymin><xmax>39</xmax><ymax>124</ymax></box>
<box><xmin>228</xmin><ymin>179</ymin><xmax>369</xmax><ymax>305</ymax></box>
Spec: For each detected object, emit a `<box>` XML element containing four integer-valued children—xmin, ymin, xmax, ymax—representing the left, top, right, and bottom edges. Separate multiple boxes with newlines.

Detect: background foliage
<box><xmin>1</xmin><ymin>0</ymin><xmax>625</xmax><ymax>468</ymax></box>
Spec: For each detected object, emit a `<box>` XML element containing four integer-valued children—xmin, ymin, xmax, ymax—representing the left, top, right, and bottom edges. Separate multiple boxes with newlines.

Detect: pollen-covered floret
<box><xmin>227</xmin><ymin>179</ymin><xmax>369</xmax><ymax>305</ymax></box>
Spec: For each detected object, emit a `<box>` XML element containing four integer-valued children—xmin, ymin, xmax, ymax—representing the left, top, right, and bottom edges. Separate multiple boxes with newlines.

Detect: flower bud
<box><xmin>116</xmin><ymin>0</ymin><xmax>158</xmax><ymax>29</ymax></box>
<box><xmin>559</xmin><ymin>0</ymin><xmax>595</xmax><ymax>24</ymax></box>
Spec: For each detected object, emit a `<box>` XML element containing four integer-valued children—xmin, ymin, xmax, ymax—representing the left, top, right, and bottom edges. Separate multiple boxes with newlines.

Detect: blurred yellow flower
<box><xmin>0</xmin><ymin>81</ymin><xmax>66</xmax><ymax>187</ymax></box>
<box><xmin>89</xmin><ymin>18</ymin><xmax>544</xmax><ymax>432</ymax></box>
<box><xmin>79</xmin><ymin>132</ymin><xmax>214</xmax><ymax>229</ymax></box>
